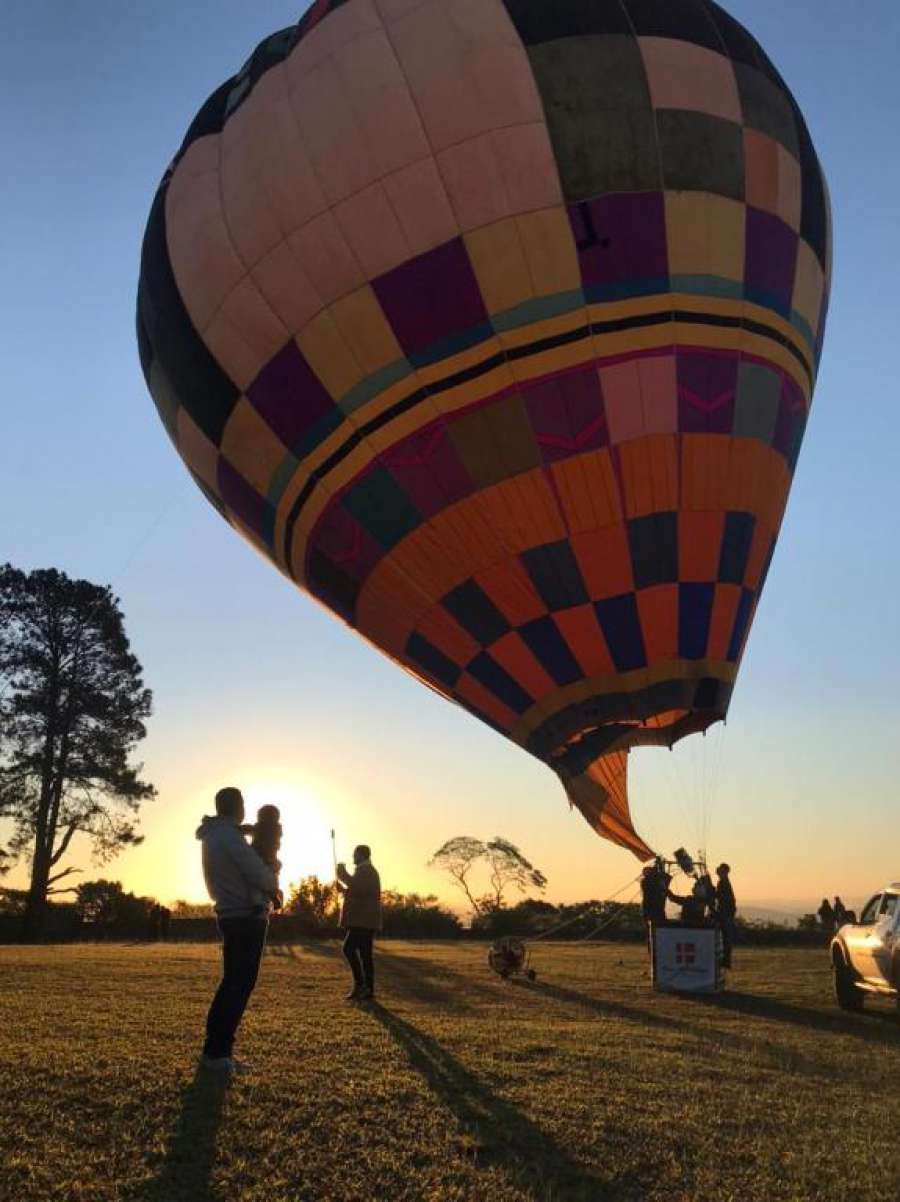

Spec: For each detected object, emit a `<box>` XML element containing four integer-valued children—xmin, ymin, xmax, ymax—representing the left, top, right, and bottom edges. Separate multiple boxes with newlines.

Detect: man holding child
<box><xmin>196</xmin><ymin>786</ymin><xmax>280</xmax><ymax>1074</ymax></box>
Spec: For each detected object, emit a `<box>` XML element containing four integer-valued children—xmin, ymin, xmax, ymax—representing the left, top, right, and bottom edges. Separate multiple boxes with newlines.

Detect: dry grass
<box><xmin>0</xmin><ymin>940</ymin><xmax>898</xmax><ymax>1202</ymax></box>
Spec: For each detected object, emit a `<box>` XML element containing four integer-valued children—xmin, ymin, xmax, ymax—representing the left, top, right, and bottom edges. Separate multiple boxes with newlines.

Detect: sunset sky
<box><xmin>2</xmin><ymin>1</ymin><xmax>898</xmax><ymax>918</ymax></box>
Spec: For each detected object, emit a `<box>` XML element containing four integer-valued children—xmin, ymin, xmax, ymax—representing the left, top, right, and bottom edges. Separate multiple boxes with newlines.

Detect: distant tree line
<box><xmin>0</xmin><ymin>879</ymin><xmax>831</xmax><ymax>947</ymax></box>
<box><xmin>0</xmin><ymin>876</ymin><xmax>465</xmax><ymax>942</ymax></box>
<box><xmin>278</xmin><ymin>877</ymin><xmax>464</xmax><ymax>939</ymax></box>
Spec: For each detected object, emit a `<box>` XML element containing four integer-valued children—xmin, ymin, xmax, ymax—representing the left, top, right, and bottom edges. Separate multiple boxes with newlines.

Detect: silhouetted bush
<box><xmin>381</xmin><ymin>891</ymin><xmax>463</xmax><ymax>939</ymax></box>
<box><xmin>75</xmin><ymin>880</ymin><xmax>159</xmax><ymax>939</ymax></box>
<box><xmin>0</xmin><ymin>891</ymin><xmax>81</xmax><ymax>942</ymax></box>
<box><xmin>284</xmin><ymin>875</ymin><xmax>340</xmax><ymax>933</ymax></box>
<box><xmin>471</xmin><ymin>899</ymin><xmax>645</xmax><ymax>940</ymax></box>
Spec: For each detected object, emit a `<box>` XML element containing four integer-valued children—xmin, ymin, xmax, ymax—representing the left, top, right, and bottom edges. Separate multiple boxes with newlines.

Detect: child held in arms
<box><xmin>242</xmin><ymin>805</ymin><xmax>284</xmax><ymax>912</ymax></box>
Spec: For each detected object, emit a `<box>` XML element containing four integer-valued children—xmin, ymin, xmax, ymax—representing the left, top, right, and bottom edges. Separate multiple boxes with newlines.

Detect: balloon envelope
<box><xmin>137</xmin><ymin>0</ymin><xmax>831</xmax><ymax>859</ymax></box>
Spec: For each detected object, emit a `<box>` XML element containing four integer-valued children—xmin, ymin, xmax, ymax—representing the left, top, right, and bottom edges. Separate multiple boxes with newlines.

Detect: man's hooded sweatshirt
<box><xmin>196</xmin><ymin>816</ymin><xmax>277</xmax><ymax>918</ymax></box>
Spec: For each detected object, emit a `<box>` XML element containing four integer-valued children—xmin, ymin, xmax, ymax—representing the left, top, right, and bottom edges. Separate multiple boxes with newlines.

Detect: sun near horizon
<box><xmin>4</xmin><ymin>725</ymin><xmax>888</xmax><ymax>922</ymax></box>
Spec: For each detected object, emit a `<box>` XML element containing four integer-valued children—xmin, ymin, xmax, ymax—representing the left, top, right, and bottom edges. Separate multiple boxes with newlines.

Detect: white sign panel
<box><xmin>652</xmin><ymin>926</ymin><xmax>722</xmax><ymax>993</ymax></box>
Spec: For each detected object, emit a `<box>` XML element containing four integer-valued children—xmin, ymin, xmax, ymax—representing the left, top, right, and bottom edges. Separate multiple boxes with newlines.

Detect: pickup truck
<box><xmin>830</xmin><ymin>882</ymin><xmax>900</xmax><ymax>1011</ymax></box>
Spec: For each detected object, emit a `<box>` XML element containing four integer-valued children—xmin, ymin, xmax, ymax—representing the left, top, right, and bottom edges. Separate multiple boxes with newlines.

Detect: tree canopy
<box><xmin>429</xmin><ymin>836</ymin><xmax>547</xmax><ymax>918</ymax></box>
<box><xmin>0</xmin><ymin>565</ymin><xmax>155</xmax><ymax>938</ymax></box>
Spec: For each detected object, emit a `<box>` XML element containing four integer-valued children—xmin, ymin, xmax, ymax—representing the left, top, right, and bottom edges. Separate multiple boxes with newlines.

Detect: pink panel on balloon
<box><xmin>166</xmin><ymin>150</ymin><xmax>244</xmax><ymax>333</ymax></box>
<box><xmin>381</xmin><ymin>158</ymin><xmax>458</xmax><ymax>258</ymax></box>
<box><xmin>287</xmin><ymin>212</ymin><xmax>365</xmax><ymax>305</ymax></box>
<box><xmin>639</xmin><ymin>37</ymin><xmax>741</xmax><ymax>123</ymax></box>
<box><xmin>333</xmin><ymin>183</ymin><xmax>412</xmax><ymax>280</ymax></box>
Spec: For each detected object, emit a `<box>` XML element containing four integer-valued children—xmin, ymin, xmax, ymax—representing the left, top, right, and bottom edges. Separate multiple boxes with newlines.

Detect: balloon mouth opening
<box><xmin>541</xmin><ymin>676</ymin><xmax>731</xmax><ymax>861</ymax></box>
<box><xmin>528</xmin><ymin>674</ymin><xmax>730</xmax><ymax>761</ymax></box>
<box><xmin>549</xmin><ymin>706</ymin><xmax>726</xmax><ymax>774</ymax></box>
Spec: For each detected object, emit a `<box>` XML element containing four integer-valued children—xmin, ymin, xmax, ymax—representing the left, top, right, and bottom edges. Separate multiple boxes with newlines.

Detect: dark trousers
<box><xmin>343</xmin><ymin>927</ymin><xmax>375</xmax><ymax>990</ymax></box>
<box><xmin>719</xmin><ymin>914</ymin><xmax>736</xmax><ymax>967</ymax></box>
<box><xmin>203</xmin><ymin>916</ymin><xmax>268</xmax><ymax>1059</ymax></box>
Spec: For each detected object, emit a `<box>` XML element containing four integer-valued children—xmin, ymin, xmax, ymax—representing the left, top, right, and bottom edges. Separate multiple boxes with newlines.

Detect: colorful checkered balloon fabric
<box><xmin>137</xmin><ymin>0</ymin><xmax>831</xmax><ymax>859</ymax></box>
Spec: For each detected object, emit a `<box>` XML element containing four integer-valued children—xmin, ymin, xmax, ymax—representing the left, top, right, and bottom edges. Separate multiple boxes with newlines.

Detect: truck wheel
<box><xmin>833</xmin><ymin>955</ymin><xmax>864</xmax><ymax>1012</ymax></box>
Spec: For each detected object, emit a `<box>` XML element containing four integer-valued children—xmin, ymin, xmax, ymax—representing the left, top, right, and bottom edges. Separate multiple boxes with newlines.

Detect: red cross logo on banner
<box><xmin>676</xmin><ymin>942</ymin><xmax>696</xmax><ymax>965</ymax></box>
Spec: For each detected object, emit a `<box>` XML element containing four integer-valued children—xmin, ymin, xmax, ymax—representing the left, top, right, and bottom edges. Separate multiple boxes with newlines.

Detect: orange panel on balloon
<box><xmin>679</xmin><ymin>512</ymin><xmax>726</xmax><ymax>582</ymax></box>
<box><xmin>744</xmin><ymin>520</ymin><xmax>773</xmax><ymax>590</ymax></box>
<box><xmin>551</xmin><ymin>449</ymin><xmax>622</xmax><ymax>532</ymax></box>
<box><xmin>490</xmin><ymin>632</ymin><xmax>558</xmax><ymax>700</ymax></box>
<box><xmin>454</xmin><ymin>673</ymin><xmax>518</xmax><ymax>733</ymax></box>
<box><xmin>637</xmin><ymin>585</ymin><xmax>679</xmax><ymax>663</ymax></box>
<box><xmin>681</xmin><ymin>435</ymin><xmax>733</xmax><ymax>512</ymax></box>
<box><xmin>554</xmin><ymin>605</ymin><xmax>616</xmax><ymax>677</ymax></box>
<box><xmin>618</xmin><ymin>436</ymin><xmax>680</xmax><ymax>519</ymax></box>
<box><xmin>708</xmin><ymin>584</ymin><xmax>742</xmax><ymax>661</ymax></box>
<box><xmin>416</xmin><ymin>605</ymin><xmax>480</xmax><ymax>668</ymax></box>
<box><xmin>475</xmin><ymin>559</ymin><xmax>547</xmax><ymax>627</ymax></box>
<box><xmin>570</xmin><ymin>525</ymin><xmax>635</xmax><ymax>601</ymax></box>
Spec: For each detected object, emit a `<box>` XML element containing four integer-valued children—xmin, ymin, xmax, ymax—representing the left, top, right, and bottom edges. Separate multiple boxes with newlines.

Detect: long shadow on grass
<box><xmin>367</xmin><ymin>1003</ymin><xmax>639</xmax><ymax>1202</ymax></box>
<box><xmin>132</xmin><ymin>1067</ymin><xmax>228</xmax><ymax>1202</ymax></box>
<box><xmin>267</xmin><ymin>942</ymin><xmax>305</xmax><ymax>960</ymax></box>
<box><xmin>280</xmin><ymin>943</ymin><xmax>493</xmax><ymax>1012</ymax></box>
<box><xmin>292</xmin><ymin>938</ymin><xmax>341</xmax><ymax>959</ymax></box>
<box><xmin>378</xmin><ymin>946</ymin><xmax>564</xmax><ymax>1012</ymax></box>
<box><xmin>511</xmin><ymin>979</ymin><xmax>840</xmax><ymax>1078</ymax></box>
<box><xmin>690</xmin><ymin>990</ymin><xmax>900</xmax><ymax>1046</ymax></box>
<box><xmin>377</xmin><ymin>949</ymin><xmax>482</xmax><ymax>1013</ymax></box>
<box><xmin>277</xmin><ymin>943</ymin><xmax>481</xmax><ymax>1012</ymax></box>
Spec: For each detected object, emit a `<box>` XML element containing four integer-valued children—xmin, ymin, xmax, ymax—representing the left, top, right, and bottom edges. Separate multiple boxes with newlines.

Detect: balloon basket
<box><xmin>651</xmin><ymin>926</ymin><xmax>723</xmax><ymax>994</ymax></box>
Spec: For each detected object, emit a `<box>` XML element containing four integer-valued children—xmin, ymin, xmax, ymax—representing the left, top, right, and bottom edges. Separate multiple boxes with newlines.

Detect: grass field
<box><xmin>1</xmin><ymin>940</ymin><xmax>898</xmax><ymax>1202</ymax></box>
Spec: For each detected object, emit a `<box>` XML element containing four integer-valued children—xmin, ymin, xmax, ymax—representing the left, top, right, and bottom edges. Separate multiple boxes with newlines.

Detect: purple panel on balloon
<box><xmin>772</xmin><ymin>371</ymin><xmax>807</xmax><ymax>467</ymax></box>
<box><xmin>310</xmin><ymin>502</ymin><xmax>384</xmax><ymax>583</ymax></box>
<box><xmin>523</xmin><ymin>367</ymin><xmax>608</xmax><ymax>464</ymax></box>
<box><xmin>745</xmin><ymin>208</ymin><xmax>798</xmax><ymax>315</ymax></box>
<box><xmin>247</xmin><ymin>339</ymin><xmax>335</xmax><ymax>451</ymax></box>
<box><xmin>381</xmin><ymin>421</ymin><xmax>476</xmax><ymax>519</ymax></box>
<box><xmin>677</xmin><ymin>350</ymin><xmax>738</xmax><ymax>435</ymax></box>
<box><xmin>569</xmin><ymin>192</ymin><xmax>669</xmax><ymax>289</ymax></box>
<box><xmin>218</xmin><ymin>458</ymin><xmax>270</xmax><ymax>540</ymax></box>
<box><xmin>372</xmin><ymin>238</ymin><xmax>489</xmax><ymax>359</ymax></box>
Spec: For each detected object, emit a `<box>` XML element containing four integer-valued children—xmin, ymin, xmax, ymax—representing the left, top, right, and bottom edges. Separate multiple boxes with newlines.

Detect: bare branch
<box><xmin>49</xmin><ymin>822</ymin><xmax>79</xmax><ymax>867</ymax></box>
<box><xmin>428</xmin><ymin>837</ymin><xmax>486</xmax><ymax>917</ymax></box>
<box><xmin>47</xmin><ymin>866</ymin><xmax>82</xmax><ymax>886</ymax></box>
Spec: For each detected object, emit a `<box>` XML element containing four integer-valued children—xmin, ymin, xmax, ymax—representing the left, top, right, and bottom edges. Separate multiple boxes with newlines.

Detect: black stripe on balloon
<box><xmin>137</xmin><ymin>188</ymin><xmax>240</xmax><ymax>445</ymax></box>
<box><xmin>284</xmin><ymin>307</ymin><xmax>812</xmax><ymax>576</ymax></box>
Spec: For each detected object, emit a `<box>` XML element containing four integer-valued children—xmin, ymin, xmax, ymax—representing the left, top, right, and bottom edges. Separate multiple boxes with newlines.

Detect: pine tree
<box><xmin>0</xmin><ymin>565</ymin><xmax>156</xmax><ymax>939</ymax></box>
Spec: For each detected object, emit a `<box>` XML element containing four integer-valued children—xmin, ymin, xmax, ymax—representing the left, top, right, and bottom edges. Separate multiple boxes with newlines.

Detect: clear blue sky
<box><xmin>2</xmin><ymin>1</ymin><xmax>898</xmax><ymax>914</ymax></box>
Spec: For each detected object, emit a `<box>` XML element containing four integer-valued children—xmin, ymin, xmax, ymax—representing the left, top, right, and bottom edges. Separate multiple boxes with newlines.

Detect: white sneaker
<box><xmin>229</xmin><ymin>1058</ymin><xmax>252</xmax><ymax>1076</ymax></box>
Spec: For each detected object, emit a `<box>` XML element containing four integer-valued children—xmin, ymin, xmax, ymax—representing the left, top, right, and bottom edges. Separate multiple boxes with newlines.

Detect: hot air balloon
<box><xmin>137</xmin><ymin>0</ymin><xmax>831</xmax><ymax>860</ymax></box>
